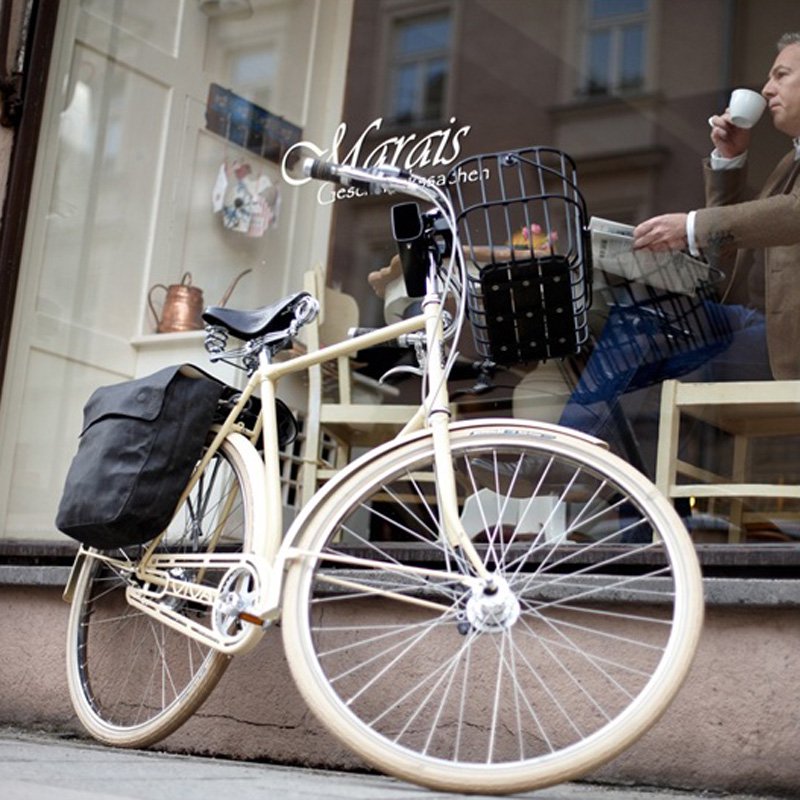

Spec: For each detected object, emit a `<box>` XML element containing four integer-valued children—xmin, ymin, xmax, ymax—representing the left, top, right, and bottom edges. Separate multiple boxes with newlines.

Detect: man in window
<box><xmin>632</xmin><ymin>32</ymin><xmax>800</xmax><ymax>382</ymax></box>
<box><xmin>557</xmin><ymin>32</ymin><xmax>800</xmax><ymax>484</ymax></box>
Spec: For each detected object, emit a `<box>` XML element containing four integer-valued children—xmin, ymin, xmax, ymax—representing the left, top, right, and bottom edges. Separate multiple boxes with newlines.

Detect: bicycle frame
<box><xmin>64</xmin><ymin>154</ymin><xmax>576</xmax><ymax>655</ymax></box>
<box><xmin>68</xmin><ymin>276</ymin><xmax>489</xmax><ymax>655</ymax></box>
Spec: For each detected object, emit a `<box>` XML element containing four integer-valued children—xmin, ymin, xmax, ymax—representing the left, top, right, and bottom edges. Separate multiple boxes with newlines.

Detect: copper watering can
<box><xmin>148</xmin><ymin>269</ymin><xmax>252</xmax><ymax>333</ymax></box>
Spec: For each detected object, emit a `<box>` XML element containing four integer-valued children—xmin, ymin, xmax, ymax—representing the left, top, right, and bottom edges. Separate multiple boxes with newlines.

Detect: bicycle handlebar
<box><xmin>301</xmin><ymin>158</ymin><xmax>404</xmax><ymax>189</ymax></box>
<box><xmin>302</xmin><ymin>155</ymin><xmax>467</xmax><ymax>376</ymax></box>
<box><xmin>301</xmin><ymin>157</ymin><xmax>438</xmax><ymax>203</ymax></box>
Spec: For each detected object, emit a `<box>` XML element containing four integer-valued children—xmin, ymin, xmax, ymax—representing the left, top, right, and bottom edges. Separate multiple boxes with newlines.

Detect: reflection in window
<box><xmin>230</xmin><ymin>46</ymin><xmax>279</xmax><ymax>110</ymax></box>
<box><xmin>387</xmin><ymin>11</ymin><xmax>452</xmax><ymax>125</ymax></box>
<box><xmin>582</xmin><ymin>0</ymin><xmax>648</xmax><ymax>96</ymax></box>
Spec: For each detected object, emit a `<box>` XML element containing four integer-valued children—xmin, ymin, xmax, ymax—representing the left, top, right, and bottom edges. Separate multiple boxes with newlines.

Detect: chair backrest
<box><xmin>303</xmin><ymin>268</ymin><xmax>359</xmax><ymax>346</ymax></box>
<box><xmin>303</xmin><ymin>268</ymin><xmax>360</xmax><ymax>403</ymax></box>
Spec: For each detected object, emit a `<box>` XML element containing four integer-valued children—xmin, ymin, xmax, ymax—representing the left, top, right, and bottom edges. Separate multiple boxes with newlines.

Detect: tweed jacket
<box><xmin>694</xmin><ymin>151</ymin><xmax>800</xmax><ymax>379</ymax></box>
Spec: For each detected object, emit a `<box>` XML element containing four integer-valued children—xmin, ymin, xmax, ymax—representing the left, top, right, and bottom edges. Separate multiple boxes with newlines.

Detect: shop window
<box><xmin>580</xmin><ymin>0</ymin><xmax>649</xmax><ymax>97</ymax></box>
<box><xmin>386</xmin><ymin>10</ymin><xmax>452</xmax><ymax>125</ymax></box>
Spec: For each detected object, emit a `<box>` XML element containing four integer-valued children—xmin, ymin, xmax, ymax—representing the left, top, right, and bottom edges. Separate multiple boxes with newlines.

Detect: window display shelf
<box><xmin>130</xmin><ymin>330</ymin><xmax>206</xmax><ymax>349</ymax></box>
<box><xmin>130</xmin><ymin>330</ymin><xmax>240</xmax><ymax>384</ymax></box>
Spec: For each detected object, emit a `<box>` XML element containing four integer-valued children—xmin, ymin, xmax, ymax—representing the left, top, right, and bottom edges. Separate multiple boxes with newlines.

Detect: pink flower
<box><xmin>514</xmin><ymin>223</ymin><xmax>558</xmax><ymax>253</ymax></box>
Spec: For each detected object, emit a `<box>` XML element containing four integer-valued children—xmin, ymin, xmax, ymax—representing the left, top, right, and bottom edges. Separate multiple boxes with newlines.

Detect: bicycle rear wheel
<box><xmin>281</xmin><ymin>421</ymin><xmax>703</xmax><ymax>794</ymax></box>
<box><xmin>65</xmin><ymin>434</ymin><xmax>258</xmax><ymax>748</ymax></box>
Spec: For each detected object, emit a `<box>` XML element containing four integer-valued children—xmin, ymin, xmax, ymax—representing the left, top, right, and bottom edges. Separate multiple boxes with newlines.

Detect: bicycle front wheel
<box><xmin>66</xmin><ymin>434</ymin><xmax>259</xmax><ymax>748</ymax></box>
<box><xmin>281</xmin><ymin>421</ymin><xmax>703</xmax><ymax>794</ymax></box>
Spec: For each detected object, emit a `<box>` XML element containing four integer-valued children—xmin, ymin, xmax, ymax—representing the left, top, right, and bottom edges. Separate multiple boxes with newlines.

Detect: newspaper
<box><xmin>589</xmin><ymin>216</ymin><xmax>712</xmax><ymax>295</ymax></box>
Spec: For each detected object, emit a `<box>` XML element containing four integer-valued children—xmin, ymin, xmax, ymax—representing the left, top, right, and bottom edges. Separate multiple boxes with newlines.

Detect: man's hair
<box><xmin>777</xmin><ymin>32</ymin><xmax>800</xmax><ymax>50</ymax></box>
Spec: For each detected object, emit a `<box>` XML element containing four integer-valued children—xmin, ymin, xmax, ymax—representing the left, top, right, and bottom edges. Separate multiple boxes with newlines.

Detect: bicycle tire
<box><xmin>66</xmin><ymin>434</ymin><xmax>259</xmax><ymax>747</ymax></box>
<box><xmin>281</xmin><ymin>420</ymin><xmax>703</xmax><ymax>794</ymax></box>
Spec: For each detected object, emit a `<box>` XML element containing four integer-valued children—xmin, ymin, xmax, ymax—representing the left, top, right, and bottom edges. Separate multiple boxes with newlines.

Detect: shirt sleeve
<box><xmin>686</xmin><ymin>210</ymin><xmax>701</xmax><ymax>257</ymax></box>
<box><xmin>709</xmin><ymin>148</ymin><xmax>748</xmax><ymax>170</ymax></box>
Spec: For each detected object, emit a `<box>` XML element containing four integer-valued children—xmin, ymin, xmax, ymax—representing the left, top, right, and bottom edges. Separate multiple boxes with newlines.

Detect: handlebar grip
<box><xmin>301</xmin><ymin>158</ymin><xmax>374</xmax><ymax>194</ymax></box>
<box><xmin>302</xmin><ymin>158</ymin><xmax>413</xmax><ymax>193</ymax></box>
<box><xmin>302</xmin><ymin>158</ymin><xmax>338</xmax><ymax>183</ymax></box>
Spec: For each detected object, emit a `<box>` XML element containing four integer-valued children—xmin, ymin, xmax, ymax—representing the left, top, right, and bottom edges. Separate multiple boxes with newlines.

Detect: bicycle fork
<box><xmin>421</xmin><ymin>287</ymin><xmax>493</xmax><ymax>586</ymax></box>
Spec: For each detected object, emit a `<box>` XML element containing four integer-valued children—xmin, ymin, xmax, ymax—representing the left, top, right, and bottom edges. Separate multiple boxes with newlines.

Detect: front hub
<box><xmin>465</xmin><ymin>577</ymin><xmax>521</xmax><ymax>632</ymax></box>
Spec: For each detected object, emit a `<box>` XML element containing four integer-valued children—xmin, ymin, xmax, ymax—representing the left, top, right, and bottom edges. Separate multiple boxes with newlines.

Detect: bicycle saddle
<box><xmin>202</xmin><ymin>291</ymin><xmax>311</xmax><ymax>340</ymax></box>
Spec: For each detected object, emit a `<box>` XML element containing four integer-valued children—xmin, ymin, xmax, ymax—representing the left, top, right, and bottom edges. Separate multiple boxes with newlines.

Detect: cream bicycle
<box><xmin>63</xmin><ymin>148</ymin><xmax>703</xmax><ymax>795</ymax></box>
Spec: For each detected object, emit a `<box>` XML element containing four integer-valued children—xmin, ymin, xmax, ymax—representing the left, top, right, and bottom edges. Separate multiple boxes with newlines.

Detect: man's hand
<box><xmin>632</xmin><ymin>213</ymin><xmax>689</xmax><ymax>251</ymax></box>
<box><xmin>709</xmin><ymin>112</ymin><xmax>751</xmax><ymax>159</ymax></box>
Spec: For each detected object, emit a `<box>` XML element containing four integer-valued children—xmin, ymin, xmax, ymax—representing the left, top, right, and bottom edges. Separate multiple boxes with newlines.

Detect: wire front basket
<box><xmin>570</xmin><ymin>246</ymin><xmax>733</xmax><ymax>405</ymax></box>
<box><xmin>446</xmin><ymin>147</ymin><xmax>592</xmax><ymax>365</ymax></box>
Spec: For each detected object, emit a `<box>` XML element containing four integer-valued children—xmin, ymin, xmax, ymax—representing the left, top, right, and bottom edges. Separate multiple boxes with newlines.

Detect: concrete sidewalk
<box><xmin>0</xmin><ymin>727</ymin><xmax>788</xmax><ymax>800</ymax></box>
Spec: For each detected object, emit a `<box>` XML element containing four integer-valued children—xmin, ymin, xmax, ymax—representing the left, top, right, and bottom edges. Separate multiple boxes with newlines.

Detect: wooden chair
<box><xmin>300</xmin><ymin>268</ymin><xmax>419</xmax><ymax>505</ymax></box>
<box><xmin>655</xmin><ymin>379</ymin><xmax>800</xmax><ymax>541</ymax></box>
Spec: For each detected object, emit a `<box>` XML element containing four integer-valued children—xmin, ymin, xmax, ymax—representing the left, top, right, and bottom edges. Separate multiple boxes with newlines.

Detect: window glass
<box><xmin>321</xmin><ymin>0</ymin><xmax>800</xmax><ymax>549</ymax></box>
<box><xmin>620</xmin><ymin>24</ymin><xmax>645</xmax><ymax>89</ymax></box>
<box><xmin>388</xmin><ymin>11</ymin><xmax>452</xmax><ymax>124</ymax></box>
<box><xmin>396</xmin><ymin>14</ymin><xmax>450</xmax><ymax>54</ymax></box>
<box><xmin>393</xmin><ymin>64</ymin><xmax>417</xmax><ymax>121</ymax></box>
<box><xmin>422</xmin><ymin>58</ymin><xmax>447</xmax><ymax>119</ymax></box>
<box><xmin>80</xmin><ymin>0</ymin><xmax>181</xmax><ymax>56</ymax></box>
<box><xmin>583</xmin><ymin>0</ymin><xmax>649</xmax><ymax>96</ymax></box>
<box><xmin>0</xmin><ymin>0</ymin><xmax>323</xmax><ymax>542</ymax></box>
<box><xmin>8</xmin><ymin>0</ymin><xmax>800</xmax><ymax>553</ymax></box>
<box><xmin>587</xmin><ymin>29</ymin><xmax>612</xmax><ymax>94</ymax></box>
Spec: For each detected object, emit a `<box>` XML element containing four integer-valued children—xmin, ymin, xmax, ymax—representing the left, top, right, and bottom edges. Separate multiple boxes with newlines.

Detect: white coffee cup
<box><xmin>728</xmin><ymin>88</ymin><xmax>767</xmax><ymax>128</ymax></box>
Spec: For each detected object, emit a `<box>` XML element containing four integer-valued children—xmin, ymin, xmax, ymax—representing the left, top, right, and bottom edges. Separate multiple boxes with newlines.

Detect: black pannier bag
<box><xmin>56</xmin><ymin>364</ymin><xmax>226</xmax><ymax>549</ymax></box>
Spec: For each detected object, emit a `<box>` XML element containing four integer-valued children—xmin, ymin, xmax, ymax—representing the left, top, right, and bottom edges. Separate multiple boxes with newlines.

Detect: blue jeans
<box><xmin>559</xmin><ymin>303</ymin><xmax>772</xmax><ymax>472</ymax></box>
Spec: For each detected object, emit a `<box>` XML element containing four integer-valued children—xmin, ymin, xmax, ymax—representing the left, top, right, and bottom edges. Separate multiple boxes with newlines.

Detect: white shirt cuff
<box><xmin>710</xmin><ymin>149</ymin><xmax>748</xmax><ymax>170</ymax></box>
<box><xmin>686</xmin><ymin>210</ymin><xmax>701</xmax><ymax>257</ymax></box>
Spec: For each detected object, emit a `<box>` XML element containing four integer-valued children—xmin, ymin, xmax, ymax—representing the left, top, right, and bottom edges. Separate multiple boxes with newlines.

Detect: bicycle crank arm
<box><xmin>127</xmin><ymin>555</ymin><xmax>272</xmax><ymax>655</ymax></box>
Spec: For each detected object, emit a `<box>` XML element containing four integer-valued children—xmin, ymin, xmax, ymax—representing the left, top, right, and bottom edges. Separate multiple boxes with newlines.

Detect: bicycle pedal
<box><xmin>238</xmin><ymin>611</ymin><xmax>266</xmax><ymax>627</ymax></box>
